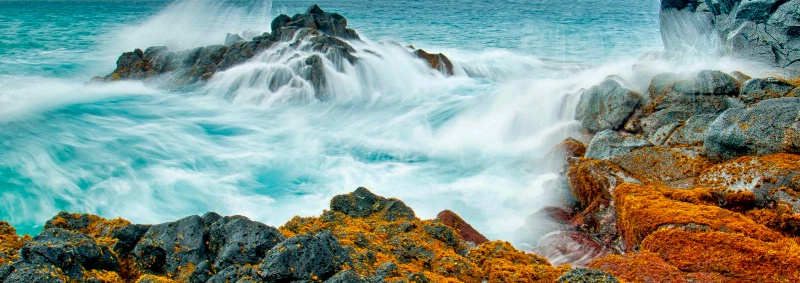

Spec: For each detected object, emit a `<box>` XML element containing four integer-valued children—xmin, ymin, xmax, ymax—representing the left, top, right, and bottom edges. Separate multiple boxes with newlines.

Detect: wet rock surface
<box><xmin>661</xmin><ymin>0</ymin><xmax>800</xmax><ymax>71</ymax></box>
<box><xmin>96</xmin><ymin>5</ymin><xmax>454</xmax><ymax>100</ymax></box>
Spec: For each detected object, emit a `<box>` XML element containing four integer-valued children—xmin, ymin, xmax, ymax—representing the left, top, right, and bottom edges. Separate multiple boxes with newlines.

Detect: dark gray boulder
<box><xmin>325</xmin><ymin>270</ymin><xmax>369</xmax><ymax>283</ymax></box>
<box><xmin>0</xmin><ymin>263</ymin><xmax>13</xmax><ymax>282</ymax></box>
<box><xmin>272</xmin><ymin>4</ymin><xmax>360</xmax><ymax>40</ymax></box>
<box><xmin>740</xmin><ymin>77</ymin><xmax>797</xmax><ymax>104</ymax></box>
<box><xmin>132</xmin><ymin>215</ymin><xmax>209</xmax><ymax>274</ymax></box>
<box><xmin>585</xmin><ymin>130</ymin><xmax>652</xmax><ymax>160</ymax></box>
<box><xmin>330</xmin><ymin>187</ymin><xmax>416</xmax><ymax>221</ymax></box>
<box><xmin>206</xmin><ymin>264</ymin><xmax>260</xmax><ymax>283</ymax></box>
<box><xmin>207</xmin><ymin>215</ymin><xmax>285</xmax><ymax>269</ymax></box>
<box><xmin>557</xmin><ymin>268</ymin><xmax>619</xmax><ymax>283</ymax></box>
<box><xmin>705</xmin><ymin>97</ymin><xmax>800</xmax><ymax>161</ymax></box>
<box><xmin>575</xmin><ymin>78</ymin><xmax>642</xmax><ymax>133</ymax></box>
<box><xmin>18</xmin><ymin>228</ymin><xmax>118</xmax><ymax>279</ymax></box>
<box><xmin>111</xmin><ymin>223</ymin><xmax>151</xmax><ymax>255</ymax></box>
<box><xmin>672</xmin><ymin>70</ymin><xmax>739</xmax><ymax>96</ymax></box>
<box><xmin>258</xmin><ymin>230</ymin><xmax>353</xmax><ymax>282</ymax></box>
<box><xmin>3</xmin><ymin>262</ymin><xmax>66</xmax><ymax>283</ymax></box>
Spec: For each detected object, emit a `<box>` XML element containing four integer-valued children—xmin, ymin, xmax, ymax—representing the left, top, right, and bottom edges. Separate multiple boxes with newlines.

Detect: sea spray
<box><xmin>0</xmin><ymin>0</ymin><xmax>779</xmax><ymax>268</ymax></box>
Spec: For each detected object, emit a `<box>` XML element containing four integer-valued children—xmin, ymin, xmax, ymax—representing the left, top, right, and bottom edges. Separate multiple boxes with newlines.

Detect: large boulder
<box><xmin>704</xmin><ymin>97</ymin><xmax>800</xmax><ymax>161</ymax></box>
<box><xmin>132</xmin><ymin>215</ymin><xmax>209</xmax><ymax>275</ymax></box>
<box><xmin>207</xmin><ymin>215</ymin><xmax>286</xmax><ymax>269</ymax></box>
<box><xmin>17</xmin><ymin>228</ymin><xmax>118</xmax><ymax>280</ymax></box>
<box><xmin>257</xmin><ymin>230</ymin><xmax>353</xmax><ymax>282</ymax></box>
<box><xmin>575</xmin><ymin>78</ymin><xmax>643</xmax><ymax>133</ymax></box>
<box><xmin>766</xmin><ymin>0</ymin><xmax>800</xmax><ymax>70</ymax></box>
<box><xmin>330</xmin><ymin>187</ymin><xmax>416</xmax><ymax>221</ymax></box>
<box><xmin>661</xmin><ymin>0</ymin><xmax>800</xmax><ymax>71</ymax></box>
<box><xmin>740</xmin><ymin>77</ymin><xmax>798</xmax><ymax>104</ymax></box>
<box><xmin>698</xmin><ymin>153</ymin><xmax>800</xmax><ymax>212</ymax></box>
<box><xmin>641</xmin><ymin>71</ymin><xmax>742</xmax><ymax>137</ymax></box>
<box><xmin>271</xmin><ymin>4</ymin><xmax>360</xmax><ymax>40</ymax></box>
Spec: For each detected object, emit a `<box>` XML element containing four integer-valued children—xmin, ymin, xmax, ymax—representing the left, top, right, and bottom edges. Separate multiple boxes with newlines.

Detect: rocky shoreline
<box><xmin>4</xmin><ymin>2</ymin><xmax>800</xmax><ymax>283</ymax></box>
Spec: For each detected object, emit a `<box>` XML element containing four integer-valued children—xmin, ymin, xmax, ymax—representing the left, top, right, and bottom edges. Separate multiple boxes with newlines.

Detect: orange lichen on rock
<box><xmin>589</xmin><ymin>251</ymin><xmax>713</xmax><ymax>283</ymax></box>
<box><xmin>610</xmin><ymin>146</ymin><xmax>713</xmax><ymax>188</ymax></box>
<box><xmin>135</xmin><ymin>274</ymin><xmax>178</xmax><ymax>283</ymax></box>
<box><xmin>642</xmin><ymin>229</ymin><xmax>800</xmax><ymax>282</ymax></box>
<box><xmin>697</xmin><ymin>153</ymin><xmax>800</xmax><ymax>191</ymax></box>
<box><xmin>0</xmin><ymin>220</ymin><xmax>31</xmax><ymax>264</ymax></box>
<box><xmin>83</xmin><ymin>270</ymin><xmax>125</xmax><ymax>283</ymax></box>
<box><xmin>468</xmin><ymin>241</ymin><xmax>568</xmax><ymax>283</ymax></box>
<box><xmin>281</xmin><ymin>211</ymin><xmax>486</xmax><ymax>282</ymax></box>
<box><xmin>46</xmin><ymin>211</ymin><xmax>131</xmax><ymax>246</ymax></box>
<box><xmin>567</xmin><ymin>158</ymin><xmax>642</xmax><ymax>208</ymax></box>
<box><xmin>614</xmin><ymin>183</ymin><xmax>784</xmax><ymax>250</ymax></box>
<box><xmin>280</xmin><ymin>188</ymin><xmax>567</xmax><ymax>282</ymax></box>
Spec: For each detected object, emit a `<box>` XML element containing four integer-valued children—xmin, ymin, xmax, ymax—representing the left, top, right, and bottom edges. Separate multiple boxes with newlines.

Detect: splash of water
<box><xmin>0</xmin><ymin>0</ymin><xmax>781</xmax><ymax>268</ymax></box>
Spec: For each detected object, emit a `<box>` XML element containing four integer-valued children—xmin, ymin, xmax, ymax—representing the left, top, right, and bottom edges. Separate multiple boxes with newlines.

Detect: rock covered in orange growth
<box><xmin>45</xmin><ymin>211</ymin><xmax>132</xmax><ymax>246</ymax></box>
<box><xmin>698</xmin><ymin>153</ymin><xmax>800</xmax><ymax>212</ymax></box>
<box><xmin>641</xmin><ymin>229</ymin><xmax>800</xmax><ymax>282</ymax></box>
<box><xmin>436</xmin><ymin>210</ymin><xmax>489</xmax><ymax>245</ymax></box>
<box><xmin>281</xmin><ymin>187</ymin><xmax>568</xmax><ymax>282</ymax></box>
<box><xmin>614</xmin><ymin>183</ymin><xmax>784</xmax><ymax>250</ymax></box>
<box><xmin>566</xmin><ymin>158</ymin><xmax>642</xmax><ymax>249</ymax></box>
<box><xmin>468</xmin><ymin>241</ymin><xmax>569</xmax><ymax>283</ymax></box>
<box><xmin>610</xmin><ymin>146</ymin><xmax>712</xmax><ymax>188</ymax></box>
<box><xmin>589</xmin><ymin>251</ymin><xmax>724</xmax><ymax>283</ymax></box>
<box><xmin>0</xmin><ymin>221</ymin><xmax>31</xmax><ymax>265</ymax></box>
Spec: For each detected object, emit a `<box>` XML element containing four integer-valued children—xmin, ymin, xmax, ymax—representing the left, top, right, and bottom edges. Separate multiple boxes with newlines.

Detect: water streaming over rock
<box><xmin>0</xmin><ymin>0</ymin><xmax>772</xmax><ymax>266</ymax></box>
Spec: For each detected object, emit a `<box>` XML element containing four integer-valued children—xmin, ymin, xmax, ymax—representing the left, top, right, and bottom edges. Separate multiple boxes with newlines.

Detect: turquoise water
<box><xmin>1</xmin><ymin>0</ymin><xmax>684</xmax><ymax>245</ymax></box>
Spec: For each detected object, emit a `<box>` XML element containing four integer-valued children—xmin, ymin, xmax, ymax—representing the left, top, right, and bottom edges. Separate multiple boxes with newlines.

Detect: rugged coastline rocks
<box><xmin>554</xmin><ymin>64</ymin><xmax>800</xmax><ymax>281</ymax></box>
<box><xmin>95</xmin><ymin>5</ymin><xmax>454</xmax><ymax>100</ymax></box>
<box><xmin>0</xmin><ymin>188</ymin><xmax>577</xmax><ymax>283</ymax></box>
<box><xmin>661</xmin><ymin>0</ymin><xmax>800</xmax><ymax>71</ymax></box>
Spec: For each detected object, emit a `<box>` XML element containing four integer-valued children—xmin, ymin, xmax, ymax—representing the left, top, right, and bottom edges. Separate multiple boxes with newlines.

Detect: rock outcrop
<box><xmin>0</xmin><ymin>187</ymin><xmax>577</xmax><ymax>283</ymax></box>
<box><xmin>95</xmin><ymin>5</ymin><xmax>454</xmax><ymax>100</ymax></box>
<box><xmin>660</xmin><ymin>0</ymin><xmax>800</xmax><ymax>71</ymax></box>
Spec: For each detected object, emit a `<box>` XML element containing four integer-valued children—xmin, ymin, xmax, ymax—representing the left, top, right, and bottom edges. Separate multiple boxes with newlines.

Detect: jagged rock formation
<box><xmin>661</xmin><ymin>0</ymin><xmax>800</xmax><ymax>71</ymax></box>
<box><xmin>96</xmin><ymin>5</ymin><xmax>454</xmax><ymax>100</ymax></box>
<box><xmin>538</xmin><ymin>66</ymin><xmax>800</xmax><ymax>281</ymax></box>
<box><xmin>0</xmin><ymin>187</ymin><xmax>582</xmax><ymax>283</ymax></box>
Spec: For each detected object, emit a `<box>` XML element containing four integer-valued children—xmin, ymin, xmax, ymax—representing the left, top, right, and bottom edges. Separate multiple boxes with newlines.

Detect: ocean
<box><xmin>0</xmin><ymin>0</ymin><xmax>757</xmax><ymax>247</ymax></box>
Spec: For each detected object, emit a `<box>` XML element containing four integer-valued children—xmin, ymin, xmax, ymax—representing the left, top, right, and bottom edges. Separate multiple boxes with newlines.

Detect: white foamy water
<box><xmin>0</xmin><ymin>0</ymin><xmax>780</xmax><ymax>267</ymax></box>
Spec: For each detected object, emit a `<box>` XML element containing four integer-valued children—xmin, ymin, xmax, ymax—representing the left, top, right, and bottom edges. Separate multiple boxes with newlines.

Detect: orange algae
<box><xmin>609</xmin><ymin>146</ymin><xmax>713</xmax><ymax>186</ymax></box>
<box><xmin>614</xmin><ymin>183</ymin><xmax>784</xmax><ymax>250</ymax></box>
<box><xmin>589</xmin><ymin>251</ymin><xmax>708</xmax><ymax>283</ymax></box>
<box><xmin>83</xmin><ymin>270</ymin><xmax>125</xmax><ymax>283</ymax></box>
<box><xmin>642</xmin><ymin>229</ymin><xmax>800</xmax><ymax>282</ymax></box>
<box><xmin>281</xmin><ymin>211</ymin><xmax>488</xmax><ymax>282</ymax></box>
<box><xmin>135</xmin><ymin>274</ymin><xmax>177</xmax><ymax>283</ymax></box>
<box><xmin>468</xmin><ymin>241</ymin><xmax>568</xmax><ymax>283</ymax></box>
<box><xmin>0</xmin><ymin>221</ymin><xmax>31</xmax><ymax>264</ymax></box>
<box><xmin>47</xmin><ymin>212</ymin><xmax>131</xmax><ymax>246</ymax></box>
<box><xmin>280</xmin><ymin>209</ymin><xmax>566</xmax><ymax>282</ymax></box>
